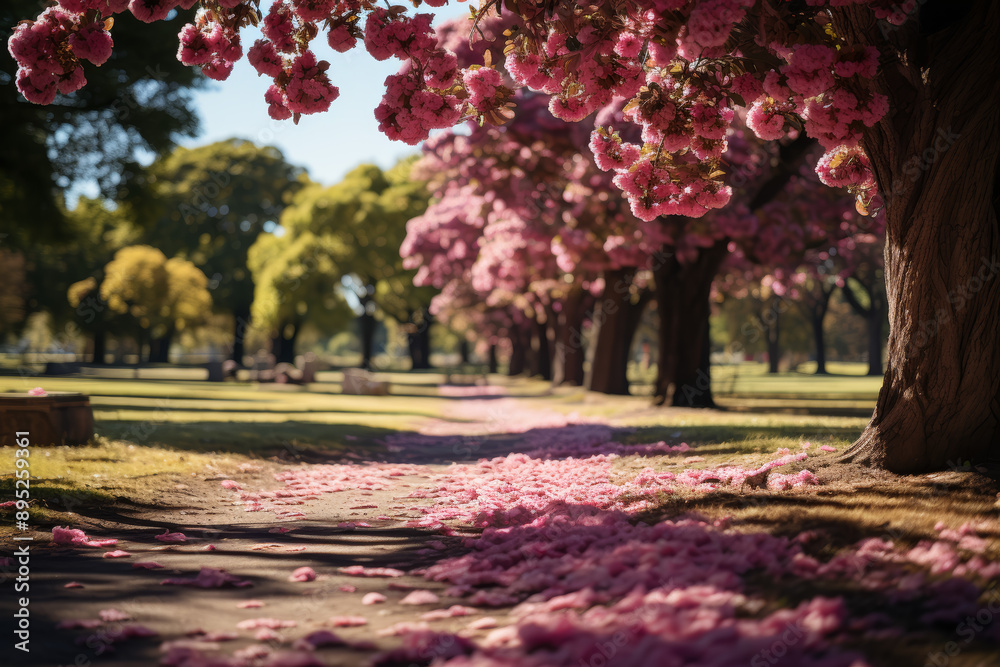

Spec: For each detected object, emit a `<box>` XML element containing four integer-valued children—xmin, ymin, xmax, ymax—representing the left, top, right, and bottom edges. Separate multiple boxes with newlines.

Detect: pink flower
<box><xmin>128</xmin><ymin>0</ymin><xmax>177</xmax><ymax>24</ymax></box>
<box><xmin>400</xmin><ymin>589</ymin><xmax>440</xmax><ymax>605</ymax></box>
<box><xmin>28</xmin><ymin>387</ymin><xmax>47</xmax><ymax>396</ymax></box>
<box><xmin>329</xmin><ymin>615</ymin><xmax>367</xmax><ymax>627</ymax></box>
<box><xmin>68</xmin><ymin>24</ymin><xmax>113</xmax><ymax>66</ymax></box>
<box><xmin>248</xmin><ymin>39</ymin><xmax>283</xmax><ymax>78</ymax></box>
<box><xmin>154</xmin><ymin>529</ymin><xmax>187</xmax><ymax>543</ymax></box>
<box><xmin>284</xmin><ymin>50</ymin><xmax>339</xmax><ymax>115</ymax></box>
<box><xmin>362</xmin><ymin>592</ymin><xmax>387</xmax><ymax>605</ymax></box>
<box><xmin>288</xmin><ymin>566</ymin><xmax>317</xmax><ymax>582</ymax></box>
<box><xmin>132</xmin><ymin>561</ymin><xmax>164</xmax><ymax>569</ymax></box>
<box><xmin>103</xmin><ymin>549</ymin><xmax>132</xmax><ymax>558</ymax></box>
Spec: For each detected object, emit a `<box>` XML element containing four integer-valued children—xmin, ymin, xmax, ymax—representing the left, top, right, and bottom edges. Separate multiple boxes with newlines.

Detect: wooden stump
<box><xmin>0</xmin><ymin>393</ymin><xmax>94</xmax><ymax>446</ymax></box>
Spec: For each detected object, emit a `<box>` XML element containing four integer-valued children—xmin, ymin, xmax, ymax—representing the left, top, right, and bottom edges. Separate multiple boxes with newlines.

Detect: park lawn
<box><xmin>2</xmin><ymin>369</ymin><xmax>995</xmax><ymax>560</ymax></box>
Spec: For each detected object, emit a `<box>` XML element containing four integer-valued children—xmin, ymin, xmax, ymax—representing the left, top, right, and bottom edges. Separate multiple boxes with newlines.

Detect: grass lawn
<box><xmin>0</xmin><ymin>364</ymin><xmax>881</xmax><ymax>535</ymax></box>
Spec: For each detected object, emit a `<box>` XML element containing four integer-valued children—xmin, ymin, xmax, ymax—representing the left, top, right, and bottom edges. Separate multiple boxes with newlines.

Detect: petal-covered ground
<box><xmin>5</xmin><ymin>390</ymin><xmax>1000</xmax><ymax>667</ymax></box>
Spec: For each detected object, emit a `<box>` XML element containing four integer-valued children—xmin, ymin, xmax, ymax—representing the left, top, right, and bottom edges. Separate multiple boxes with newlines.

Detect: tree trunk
<box><xmin>812</xmin><ymin>313</ymin><xmax>827</xmax><ymax>375</ymax></box>
<box><xmin>149</xmin><ymin>328</ymin><xmax>174</xmax><ymax>364</ymax></box>
<box><xmin>90</xmin><ymin>328</ymin><xmax>106</xmax><ymax>365</ymax></box>
<box><xmin>552</xmin><ymin>287</ymin><xmax>588</xmax><ymax>387</ymax></box>
<box><xmin>406</xmin><ymin>310</ymin><xmax>433</xmax><ymax>370</ymax></box>
<box><xmin>458</xmin><ymin>340</ymin><xmax>470</xmax><ymax>365</ymax></box>
<box><xmin>272</xmin><ymin>321</ymin><xmax>299</xmax><ymax>364</ymax></box>
<box><xmin>842</xmin><ymin>279</ymin><xmax>886</xmax><ymax>377</ymax></box>
<box><xmin>231</xmin><ymin>304</ymin><xmax>251</xmax><ymax>365</ymax></box>
<box><xmin>488</xmin><ymin>344</ymin><xmax>498</xmax><ymax>374</ymax></box>
<box><xmin>765</xmin><ymin>302</ymin><xmax>781</xmax><ymax>374</ymax></box>
<box><xmin>508</xmin><ymin>324</ymin><xmax>529</xmax><ymax>376</ymax></box>
<box><xmin>653</xmin><ymin>241</ymin><xmax>727</xmax><ymax>407</ymax></box>
<box><xmin>359</xmin><ymin>312</ymin><xmax>377</xmax><ymax>370</ymax></box>
<box><xmin>835</xmin><ymin>1</ymin><xmax>1000</xmax><ymax>472</ymax></box>
<box><xmin>528</xmin><ymin>315</ymin><xmax>552</xmax><ymax>381</ymax></box>
<box><xmin>587</xmin><ymin>268</ymin><xmax>649</xmax><ymax>395</ymax></box>
<box><xmin>804</xmin><ymin>289</ymin><xmax>832</xmax><ymax>375</ymax></box>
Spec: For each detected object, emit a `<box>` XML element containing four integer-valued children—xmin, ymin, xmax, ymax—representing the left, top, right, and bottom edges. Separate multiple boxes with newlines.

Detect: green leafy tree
<box><xmin>96</xmin><ymin>245</ymin><xmax>212</xmax><ymax>362</ymax></box>
<box><xmin>247</xmin><ymin>229</ymin><xmax>353</xmax><ymax>364</ymax></box>
<box><xmin>131</xmin><ymin>139</ymin><xmax>306</xmax><ymax>362</ymax></box>
<box><xmin>251</xmin><ymin>159</ymin><xmax>434</xmax><ymax>367</ymax></box>
<box><xmin>261</xmin><ymin>160</ymin><xmax>433</xmax><ymax>368</ymax></box>
<box><xmin>0</xmin><ymin>1</ymin><xmax>203</xmax><ymax>247</ymax></box>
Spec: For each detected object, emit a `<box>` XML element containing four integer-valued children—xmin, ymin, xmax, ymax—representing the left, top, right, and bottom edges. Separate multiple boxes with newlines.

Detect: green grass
<box><xmin>0</xmin><ymin>365</ymin><xmax>880</xmax><ymax>532</ymax></box>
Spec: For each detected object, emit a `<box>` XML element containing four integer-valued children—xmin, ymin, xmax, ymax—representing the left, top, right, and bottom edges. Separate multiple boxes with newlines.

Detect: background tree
<box><xmin>0</xmin><ymin>0</ymin><xmax>203</xmax><ymax>247</ymax></box>
<box><xmin>33</xmin><ymin>197</ymin><xmax>139</xmax><ymax>363</ymax></box>
<box><xmin>97</xmin><ymin>245</ymin><xmax>212</xmax><ymax>363</ymax></box>
<box><xmin>247</xmin><ymin>229</ymin><xmax>353</xmax><ymax>364</ymax></box>
<box><xmin>131</xmin><ymin>139</ymin><xmax>306</xmax><ymax>363</ymax></box>
<box><xmin>259</xmin><ymin>161</ymin><xmax>432</xmax><ymax>368</ymax></box>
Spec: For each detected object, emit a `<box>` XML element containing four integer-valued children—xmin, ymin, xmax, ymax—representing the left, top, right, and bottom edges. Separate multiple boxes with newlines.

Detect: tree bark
<box><xmin>834</xmin><ymin>1</ymin><xmax>1000</xmax><ymax>472</ymax></box>
<box><xmin>551</xmin><ymin>287</ymin><xmax>588</xmax><ymax>387</ymax></box>
<box><xmin>587</xmin><ymin>267</ymin><xmax>649</xmax><ymax>395</ymax></box>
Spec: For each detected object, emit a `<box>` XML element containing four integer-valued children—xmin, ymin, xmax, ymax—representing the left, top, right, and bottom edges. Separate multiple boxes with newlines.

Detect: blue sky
<box><xmin>182</xmin><ymin>4</ymin><xmax>470</xmax><ymax>186</ymax></box>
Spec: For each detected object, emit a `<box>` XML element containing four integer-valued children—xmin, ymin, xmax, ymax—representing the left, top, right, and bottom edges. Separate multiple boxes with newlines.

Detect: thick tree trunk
<box><xmin>488</xmin><ymin>344</ymin><xmax>498</xmax><ymax>374</ymax></box>
<box><xmin>458</xmin><ymin>340</ymin><xmax>470</xmax><ymax>365</ymax></box>
<box><xmin>552</xmin><ymin>287</ymin><xmax>588</xmax><ymax>387</ymax></box>
<box><xmin>508</xmin><ymin>324</ymin><xmax>529</xmax><ymax>376</ymax></box>
<box><xmin>272</xmin><ymin>325</ymin><xmax>298</xmax><ymax>365</ymax></box>
<box><xmin>835</xmin><ymin>2</ymin><xmax>1000</xmax><ymax>472</ymax></box>
<box><xmin>588</xmin><ymin>268</ymin><xmax>649</xmax><ymax>395</ymax></box>
<box><xmin>673</xmin><ymin>303</ymin><xmax>718</xmax><ymax>408</ymax></box>
<box><xmin>231</xmin><ymin>304</ymin><xmax>250</xmax><ymax>365</ymax></box>
<box><xmin>653</xmin><ymin>241</ymin><xmax>727</xmax><ymax>407</ymax></box>
<box><xmin>528</xmin><ymin>315</ymin><xmax>552</xmax><ymax>381</ymax></box>
<box><xmin>90</xmin><ymin>328</ymin><xmax>106</xmax><ymax>365</ymax></box>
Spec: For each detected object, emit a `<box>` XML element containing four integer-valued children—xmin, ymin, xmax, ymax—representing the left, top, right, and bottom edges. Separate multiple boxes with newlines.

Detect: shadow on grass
<box><xmin>624</xmin><ymin>423</ymin><xmax>863</xmax><ymax>447</ymax></box>
<box><xmin>96</xmin><ymin>420</ymin><xmax>399</xmax><ymax>457</ymax></box>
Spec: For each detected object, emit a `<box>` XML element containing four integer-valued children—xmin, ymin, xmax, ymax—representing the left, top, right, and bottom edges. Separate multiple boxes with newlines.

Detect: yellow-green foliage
<box><xmin>99</xmin><ymin>245</ymin><xmax>212</xmax><ymax>336</ymax></box>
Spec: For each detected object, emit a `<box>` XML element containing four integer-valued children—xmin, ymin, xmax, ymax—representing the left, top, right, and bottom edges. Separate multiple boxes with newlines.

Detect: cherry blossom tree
<box><xmin>10</xmin><ymin>0</ymin><xmax>999</xmax><ymax>472</ymax></box>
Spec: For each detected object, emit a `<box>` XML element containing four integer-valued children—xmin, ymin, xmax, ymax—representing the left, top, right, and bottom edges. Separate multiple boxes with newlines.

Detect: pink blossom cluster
<box><xmin>177</xmin><ymin>10</ymin><xmax>243</xmax><ymax>81</ymax></box>
<box><xmin>8</xmin><ymin>6</ymin><xmax>109</xmax><ymax>103</ymax></box>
